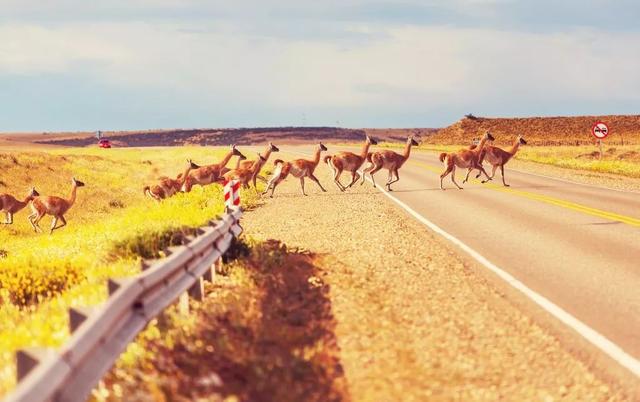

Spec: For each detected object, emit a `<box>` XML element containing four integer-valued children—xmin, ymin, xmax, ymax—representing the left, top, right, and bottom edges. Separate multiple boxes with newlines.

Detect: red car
<box><xmin>98</xmin><ymin>139</ymin><xmax>111</xmax><ymax>148</ymax></box>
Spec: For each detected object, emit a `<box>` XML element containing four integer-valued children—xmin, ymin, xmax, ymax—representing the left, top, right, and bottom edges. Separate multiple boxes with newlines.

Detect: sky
<box><xmin>0</xmin><ymin>0</ymin><xmax>639</xmax><ymax>131</ymax></box>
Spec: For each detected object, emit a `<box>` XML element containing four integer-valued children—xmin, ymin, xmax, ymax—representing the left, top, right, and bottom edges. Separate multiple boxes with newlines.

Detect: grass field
<box><xmin>375</xmin><ymin>142</ymin><xmax>640</xmax><ymax>179</ymax></box>
<box><xmin>0</xmin><ymin>145</ymin><xmax>260</xmax><ymax>395</ymax></box>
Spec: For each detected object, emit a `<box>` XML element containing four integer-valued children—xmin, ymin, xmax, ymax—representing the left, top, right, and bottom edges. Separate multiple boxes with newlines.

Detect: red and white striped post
<box><xmin>223</xmin><ymin>179</ymin><xmax>241</xmax><ymax>211</ymax></box>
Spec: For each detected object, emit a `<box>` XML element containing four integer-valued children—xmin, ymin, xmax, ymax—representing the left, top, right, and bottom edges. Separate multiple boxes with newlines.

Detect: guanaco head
<box><xmin>258</xmin><ymin>152</ymin><xmax>267</xmax><ymax>162</ymax></box>
<box><xmin>269</xmin><ymin>142</ymin><xmax>280</xmax><ymax>152</ymax></box>
<box><xmin>319</xmin><ymin>142</ymin><xmax>328</xmax><ymax>151</ymax></box>
<box><xmin>485</xmin><ymin>132</ymin><xmax>495</xmax><ymax>141</ymax></box>
<box><xmin>409</xmin><ymin>136</ymin><xmax>419</xmax><ymax>146</ymax></box>
<box><xmin>518</xmin><ymin>135</ymin><xmax>527</xmax><ymax>145</ymax></box>
<box><xmin>187</xmin><ymin>159</ymin><xmax>200</xmax><ymax>169</ymax></box>
<box><xmin>27</xmin><ymin>187</ymin><xmax>40</xmax><ymax>200</ymax></box>
<box><xmin>72</xmin><ymin>177</ymin><xmax>85</xmax><ymax>187</ymax></box>
<box><xmin>366</xmin><ymin>135</ymin><xmax>378</xmax><ymax>145</ymax></box>
<box><xmin>232</xmin><ymin>145</ymin><xmax>244</xmax><ymax>157</ymax></box>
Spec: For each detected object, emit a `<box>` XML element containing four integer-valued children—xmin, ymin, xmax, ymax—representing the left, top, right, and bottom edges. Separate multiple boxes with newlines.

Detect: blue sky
<box><xmin>1</xmin><ymin>0</ymin><xmax>639</xmax><ymax>131</ymax></box>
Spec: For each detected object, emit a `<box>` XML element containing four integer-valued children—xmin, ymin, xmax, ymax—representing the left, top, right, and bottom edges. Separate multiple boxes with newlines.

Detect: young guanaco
<box><xmin>473</xmin><ymin>135</ymin><xmax>527</xmax><ymax>187</ymax></box>
<box><xmin>145</xmin><ymin>159</ymin><xmax>200</xmax><ymax>201</ymax></box>
<box><xmin>0</xmin><ymin>187</ymin><xmax>39</xmax><ymax>224</ymax></box>
<box><xmin>237</xmin><ymin>142</ymin><xmax>279</xmax><ymax>189</ymax></box>
<box><xmin>361</xmin><ymin>135</ymin><xmax>419</xmax><ymax>191</ymax></box>
<box><xmin>262</xmin><ymin>143</ymin><xmax>328</xmax><ymax>197</ymax></box>
<box><xmin>222</xmin><ymin>153</ymin><xmax>267</xmax><ymax>188</ymax></box>
<box><xmin>325</xmin><ymin>135</ymin><xmax>378</xmax><ymax>191</ymax></box>
<box><xmin>28</xmin><ymin>177</ymin><xmax>85</xmax><ymax>234</ymax></box>
<box><xmin>181</xmin><ymin>145</ymin><xmax>244</xmax><ymax>192</ymax></box>
<box><xmin>438</xmin><ymin>132</ymin><xmax>494</xmax><ymax>190</ymax></box>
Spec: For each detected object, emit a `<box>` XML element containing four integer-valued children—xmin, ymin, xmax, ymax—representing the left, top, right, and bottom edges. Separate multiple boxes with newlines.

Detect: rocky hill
<box><xmin>426</xmin><ymin>115</ymin><xmax>640</xmax><ymax>146</ymax></box>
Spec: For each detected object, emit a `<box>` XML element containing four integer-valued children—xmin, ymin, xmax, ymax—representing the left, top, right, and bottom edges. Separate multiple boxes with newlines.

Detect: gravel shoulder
<box><xmin>242</xmin><ymin>164</ymin><xmax>631</xmax><ymax>401</ymax></box>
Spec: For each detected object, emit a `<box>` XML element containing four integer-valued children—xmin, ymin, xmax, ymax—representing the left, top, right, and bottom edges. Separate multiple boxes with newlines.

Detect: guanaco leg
<box><xmin>387</xmin><ymin>169</ymin><xmax>400</xmax><ymax>191</ymax></box>
<box><xmin>299</xmin><ymin>177</ymin><xmax>307</xmax><ymax>196</ymax></box>
<box><xmin>346</xmin><ymin>171</ymin><xmax>360</xmax><ymax>189</ymax></box>
<box><xmin>50</xmin><ymin>215</ymin><xmax>67</xmax><ymax>234</ymax></box>
<box><xmin>308</xmin><ymin>173</ymin><xmax>326</xmax><ymax>192</ymax></box>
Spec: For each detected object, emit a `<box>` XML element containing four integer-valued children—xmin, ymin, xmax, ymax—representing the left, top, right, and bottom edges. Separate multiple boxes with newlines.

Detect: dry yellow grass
<box><xmin>0</xmin><ymin>145</ymin><xmax>261</xmax><ymax>396</ymax></box>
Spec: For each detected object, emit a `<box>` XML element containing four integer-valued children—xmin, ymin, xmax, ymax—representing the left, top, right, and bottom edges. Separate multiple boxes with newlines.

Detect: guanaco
<box><xmin>28</xmin><ymin>177</ymin><xmax>85</xmax><ymax>234</ymax></box>
<box><xmin>0</xmin><ymin>187</ymin><xmax>39</xmax><ymax>224</ymax></box>
<box><xmin>472</xmin><ymin>135</ymin><xmax>527</xmax><ymax>187</ymax></box>
<box><xmin>237</xmin><ymin>142</ymin><xmax>279</xmax><ymax>189</ymax></box>
<box><xmin>325</xmin><ymin>135</ymin><xmax>378</xmax><ymax>191</ymax></box>
<box><xmin>262</xmin><ymin>143</ymin><xmax>328</xmax><ymax>197</ymax></box>
<box><xmin>361</xmin><ymin>136</ymin><xmax>419</xmax><ymax>191</ymax></box>
<box><xmin>221</xmin><ymin>153</ymin><xmax>267</xmax><ymax>188</ymax></box>
<box><xmin>438</xmin><ymin>132</ymin><xmax>494</xmax><ymax>190</ymax></box>
<box><xmin>181</xmin><ymin>145</ymin><xmax>244</xmax><ymax>192</ymax></box>
<box><xmin>145</xmin><ymin>159</ymin><xmax>200</xmax><ymax>201</ymax></box>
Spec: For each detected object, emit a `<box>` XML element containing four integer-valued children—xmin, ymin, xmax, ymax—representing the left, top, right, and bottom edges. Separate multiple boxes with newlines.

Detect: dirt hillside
<box><xmin>0</xmin><ymin>127</ymin><xmax>437</xmax><ymax>148</ymax></box>
<box><xmin>427</xmin><ymin>115</ymin><xmax>640</xmax><ymax>146</ymax></box>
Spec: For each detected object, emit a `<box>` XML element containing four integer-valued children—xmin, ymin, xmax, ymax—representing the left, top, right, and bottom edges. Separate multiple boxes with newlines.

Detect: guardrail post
<box><xmin>16</xmin><ymin>347</ymin><xmax>54</xmax><ymax>382</ymax></box>
<box><xmin>188</xmin><ymin>277</ymin><xmax>204</xmax><ymax>301</ymax></box>
<box><xmin>214</xmin><ymin>257</ymin><xmax>224</xmax><ymax>275</ymax></box>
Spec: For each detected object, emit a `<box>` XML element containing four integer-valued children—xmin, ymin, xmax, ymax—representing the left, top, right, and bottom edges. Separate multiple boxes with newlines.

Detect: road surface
<box><xmin>278</xmin><ymin>144</ymin><xmax>640</xmax><ymax>383</ymax></box>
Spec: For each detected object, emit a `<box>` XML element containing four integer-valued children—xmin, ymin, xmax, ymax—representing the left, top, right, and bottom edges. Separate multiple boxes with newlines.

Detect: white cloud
<box><xmin>1</xmin><ymin>19</ymin><xmax>639</xmax><ymax>123</ymax></box>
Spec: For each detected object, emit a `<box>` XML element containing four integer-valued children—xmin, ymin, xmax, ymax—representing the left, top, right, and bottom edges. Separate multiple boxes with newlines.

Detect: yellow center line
<box><xmin>409</xmin><ymin>159</ymin><xmax>640</xmax><ymax>227</ymax></box>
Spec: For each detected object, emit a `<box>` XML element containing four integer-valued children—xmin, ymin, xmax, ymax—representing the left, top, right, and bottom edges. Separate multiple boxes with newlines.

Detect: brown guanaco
<box><xmin>472</xmin><ymin>135</ymin><xmax>527</xmax><ymax>187</ymax></box>
<box><xmin>263</xmin><ymin>143</ymin><xmax>328</xmax><ymax>197</ymax></box>
<box><xmin>28</xmin><ymin>177</ymin><xmax>85</xmax><ymax>234</ymax></box>
<box><xmin>438</xmin><ymin>132</ymin><xmax>494</xmax><ymax>190</ymax></box>
<box><xmin>0</xmin><ymin>187</ymin><xmax>39</xmax><ymax>224</ymax></box>
<box><xmin>324</xmin><ymin>135</ymin><xmax>378</xmax><ymax>191</ymax></box>
<box><xmin>145</xmin><ymin>159</ymin><xmax>200</xmax><ymax>201</ymax></box>
<box><xmin>361</xmin><ymin>135</ymin><xmax>419</xmax><ymax>191</ymax></box>
<box><xmin>181</xmin><ymin>145</ymin><xmax>244</xmax><ymax>192</ymax></box>
<box><xmin>237</xmin><ymin>142</ymin><xmax>279</xmax><ymax>189</ymax></box>
<box><xmin>221</xmin><ymin>153</ymin><xmax>267</xmax><ymax>188</ymax></box>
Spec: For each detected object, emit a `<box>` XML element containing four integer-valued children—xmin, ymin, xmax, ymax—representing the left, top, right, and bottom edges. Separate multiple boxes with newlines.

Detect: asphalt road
<box><xmin>276</xmin><ymin>144</ymin><xmax>640</xmax><ymax>381</ymax></box>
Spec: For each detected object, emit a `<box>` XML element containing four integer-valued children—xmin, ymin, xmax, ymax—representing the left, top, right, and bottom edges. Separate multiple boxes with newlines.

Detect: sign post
<box><xmin>591</xmin><ymin>122</ymin><xmax>609</xmax><ymax>160</ymax></box>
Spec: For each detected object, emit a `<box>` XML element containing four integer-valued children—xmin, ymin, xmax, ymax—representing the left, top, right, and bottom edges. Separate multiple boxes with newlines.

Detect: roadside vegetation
<box><xmin>96</xmin><ymin>239</ymin><xmax>346</xmax><ymax>402</ymax></box>
<box><xmin>0</xmin><ymin>146</ymin><xmax>260</xmax><ymax>395</ymax></box>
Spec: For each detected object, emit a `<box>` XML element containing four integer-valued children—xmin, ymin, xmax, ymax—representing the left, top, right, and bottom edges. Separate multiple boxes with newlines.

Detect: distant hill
<box><xmin>0</xmin><ymin>127</ymin><xmax>437</xmax><ymax>148</ymax></box>
<box><xmin>426</xmin><ymin>115</ymin><xmax>640</xmax><ymax>146</ymax></box>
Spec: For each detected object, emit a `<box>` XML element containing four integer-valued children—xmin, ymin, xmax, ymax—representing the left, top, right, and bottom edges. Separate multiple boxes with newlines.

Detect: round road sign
<box><xmin>591</xmin><ymin>122</ymin><xmax>609</xmax><ymax>139</ymax></box>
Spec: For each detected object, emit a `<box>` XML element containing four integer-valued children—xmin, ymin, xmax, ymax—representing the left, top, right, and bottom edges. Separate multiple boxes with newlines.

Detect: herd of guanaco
<box><xmin>1</xmin><ymin>177</ymin><xmax>86</xmax><ymax>234</ymax></box>
<box><xmin>1</xmin><ymin>132</ymin><xmax>526</xmax><ymax>234</ymax></box>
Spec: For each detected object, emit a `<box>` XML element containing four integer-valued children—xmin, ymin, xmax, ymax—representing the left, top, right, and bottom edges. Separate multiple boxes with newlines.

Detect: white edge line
<box><xmin>368</xmin><ymin>177</ymin><xmax>640</xmax><ymax>378</ymax></box>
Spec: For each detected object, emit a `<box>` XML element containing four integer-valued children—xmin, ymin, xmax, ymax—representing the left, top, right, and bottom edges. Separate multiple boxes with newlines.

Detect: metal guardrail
<box><xmin>5</xmin><ymin>207</ymin><xmax>243</xmax><ymax>402</ymax></box>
